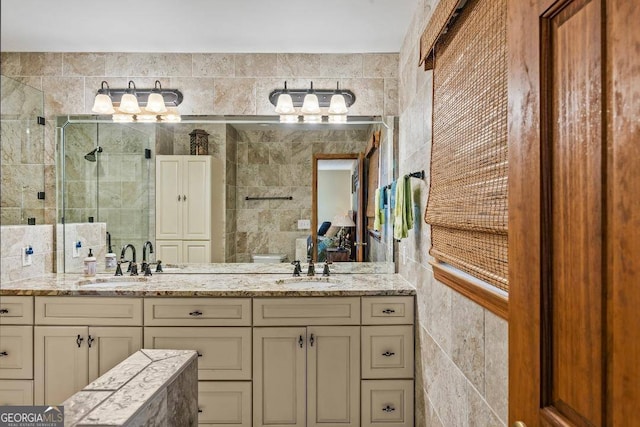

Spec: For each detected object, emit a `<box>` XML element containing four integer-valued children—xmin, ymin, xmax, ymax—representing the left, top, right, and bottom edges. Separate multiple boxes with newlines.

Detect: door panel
<box><xmin>88</xmin><ymin>327</ymin><xmax>142</xmax><ymax>383</ymax></box>
<box><xmin>183</xmin><ymin>157</ymin><xmax>211</xmax><ymax>240</ymax></box>
<box><xmin>156</xmin><ymin>156</ymin><xmax>182</xmax><ymax>239</ymax></box>
<box><xmin>307</xmin><ymin>326</ymin><xmax>360</xmax><ymax>427</ymax></box>
<box><xmin>155</xmin><ymin>240</ymin><xmax>182</xmax><ymax>265</ymax></box>
<box><xmin>546</xmin><ymin>0</ymin><xmax>603</xmax><ymax>424</ymax></box>
<box><xmin>34</xmin><ymin>326</ymin><xmax>88</xmax><ymax>405</ymax></box>
<box><xmin>183</xmin><ymin>240</ymin><xmax>211</xmax><ymax>263</ymax></box>
<box><xmin>253</xmin><ymin>327</ymin><xmax>306</xmax><ymax>427</ymax></box>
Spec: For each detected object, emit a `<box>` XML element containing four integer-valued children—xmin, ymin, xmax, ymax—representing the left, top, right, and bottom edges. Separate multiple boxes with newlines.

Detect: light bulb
<box><xmin>328</xmin><ymin>114</ymin><xmax>347</xmax><ymax>123</ymax></box>
<box><xmin>91</xmin><ymin>94</ymin><xmax>115</xmax><ymax>114</ymax></box>
<box><xmin>136</xmin><ymin>114</ymin><xmax>158</xmax><ymax>123</ymax></box>
<box><xmin>279</xmin><ymin>114</ymin><xmax>299</xmax><ymax>123</ymax></box>
<box><xmin>303</xmin><ymin>114</ymin><xmax>322</xmax><ymax>123</ymax></box>
<box><xmin>112</xmin><ymin>113</ymin><xmax>134</xmax><ymax>123</ymax></box>
<box><xmin>118</xmin><ymin>93</ymin><xmax>141</xmax><ymax>114</ymax></box>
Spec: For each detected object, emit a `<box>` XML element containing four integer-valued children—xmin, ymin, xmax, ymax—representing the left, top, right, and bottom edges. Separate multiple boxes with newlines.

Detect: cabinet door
<box><xmin>34</xmin><ymin>326</ymin><xmax>88</xmax><ymax>405</ymax></box>
<box><xmin>0</xmin><ymin>380</ymin><xmax>33</xmax><ymax>405</ymax></box>
<box><xmin>88</xmin><ymin>327</ymin><xmax>142</xmax><ymax>383</ymax></box>
<box><xmin>156</xmin><ymin>156</ymin><xmax>183</xmax><ymax>239</ymax></box>
<box><xmin>0</xmin><ymin>325</ymin><xmax>33</xmax><ymax>379</ymax></box>
<box><xmin>307</xmin><ymin>326</ymin><xmax>360</xmax><ymax>427</ymax></box>
<box><xmin>199</xmin><ymin>382</ymin><xmax>252</xmax><ymax>427</ymax></box>
<box><xmin>253</xmin><ymin>327</ymin><xmax>306</xmax><ymax>427</ymax></box>
<box><xmin>182</xmin><ymin>157</ymin><xmax>211</xmax><ymax>240</ymax></box>
<box><xmin>156</xmin><ymin>240</ymin><xmax>182</xmax><ymax>265</ymax></box>
<box><xmin>183</xmin><ymin>240</ymin><xmax>211</xmax><ymax>263</ymax></box>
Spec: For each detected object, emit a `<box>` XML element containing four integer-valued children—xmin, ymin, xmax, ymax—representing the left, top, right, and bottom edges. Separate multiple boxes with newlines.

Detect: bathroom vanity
<box><xmin>0</xmin><ymin>273</ymin><xmax>415</xmax><ymax>427</ymax></box>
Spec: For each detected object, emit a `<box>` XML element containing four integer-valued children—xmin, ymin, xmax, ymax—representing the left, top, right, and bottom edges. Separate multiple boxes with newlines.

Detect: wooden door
<box><xmin>508</xmin><ymin>0</ymin><xmax>640</xmax><ymax>425</ymax></box>
<box><xmin>34</xmin><ymin>326</ymin><xmax>88</xmax><ymax>405</ymax></box>
<box><xmin>87</xmin><ymin>327</ymin><xmax>142</xmax><ymax>383</ymax></box>
<box><xmin>156</xmin><ymin>156</ymin><xmax>182</xmax><ymax>239</ymax></box>
<box><xmin>182</xmin><ymin>156</ymin><xmax>211</xmax><ymax>240</ymax></box>
<box><xmin>253</xmin><ymin>327</ymin><xmax>306</xmax><ymax>427</ymax></box>
<box><xmin>307</xmin><ymin>326</ymin><xmax>360</xmax><ymax>427</ymax></box>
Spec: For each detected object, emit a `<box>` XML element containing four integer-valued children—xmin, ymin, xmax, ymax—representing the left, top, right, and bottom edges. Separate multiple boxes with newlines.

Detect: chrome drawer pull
<box><xmin>0</xmin><ymin>351</ymin><xmax>8</xmax><ymax>357</ymax></box>
<box><xmin>382</xmin><ymin>405</ymin><xmax>396</xmax><ymax>412</ymax></box>
<box><xmin>381</xmin><ymin>309</ymin><xmax>395</xmax><ymax>314</ymax></box>
<box><xmin>189</xmin><ymin>310</ymin><xmax>203</xmax><ymax>317</ymax></box>
<box><xmin>0</xmin><ymin>309</ymin><xmax>8</xmax><ymax>314</ymax></box>
<box><xmin>382</xmin><ymin>351</ymin><xmax>395</xmax><ymax>357</ymax></box>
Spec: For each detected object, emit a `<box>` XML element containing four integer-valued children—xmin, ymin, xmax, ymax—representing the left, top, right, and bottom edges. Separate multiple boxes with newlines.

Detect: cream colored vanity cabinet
<box><xmin>0</xmin><ymin>296</ymin><xmax>34</xmax><ymax>405</ymax></box>
<box><xmin>33</xmin><ymin>297</ymin><xmax>143</xmax><ymax>405</ymax></box>
<box><xmin>144</xmin><ymin>298</ymin><xmax>252</xmax><ymax>427</ymax></box>
<box><xmin>253</xmin><ymin>298</ymin><xmax>362</xmax><ymax>427</ymax></box>
<box><xmin>361</xmin><ymin>297</ymin><xmax>415</xmax><ymax>427</ymax></box>
<box><xmin>156</xmin><ymin>155</ymin><xmax>224</xmax><ymax>263</ymax></box>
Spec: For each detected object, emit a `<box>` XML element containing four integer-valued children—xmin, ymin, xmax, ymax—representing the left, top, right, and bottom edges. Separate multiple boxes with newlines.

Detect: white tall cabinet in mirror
<box><xmin>155</xmin><ymin>155</ymin><xmax>224</xmax><ymax>263</ymax></box>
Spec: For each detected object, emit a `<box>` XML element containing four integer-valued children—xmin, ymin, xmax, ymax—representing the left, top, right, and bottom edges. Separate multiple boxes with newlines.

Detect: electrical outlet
<box><xmin>297</xmin><ymin>219</ymin><xmax>311</xmax><ymax>230</ymax></box>
<box><xmin>22</xmin><ymin>246</ymin><xmax>33</xmax><ymax>267</ymax></box>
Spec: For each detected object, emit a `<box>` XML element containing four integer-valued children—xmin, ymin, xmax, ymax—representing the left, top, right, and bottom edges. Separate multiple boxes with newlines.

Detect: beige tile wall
<box><xmin>398</xmin><ymin>0</ymin><xmax>509</xmax><ymax>425</ymax></box>
<box><xmin>0</xmin><ymin>51</ymin><xmax>396</xmax><ymax>275</ymax></box>
<box><xmin>0</xmin><ymin>225</ymin><xmax>54</xmax><ymax>282</ymax></box>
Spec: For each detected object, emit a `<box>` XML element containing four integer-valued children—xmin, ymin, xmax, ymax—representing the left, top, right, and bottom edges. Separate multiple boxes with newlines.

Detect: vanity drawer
<box><xmin>144</xmin><ymin>327</ymin><xmax>251</xmax><ymax>380</ymax></box>
<box><xmin>361</xmin><ymin>380</ymin><xmax>414</xmax><ymax>427</ymax></box>
<box><xmin>362</xmin><ymin>297</ymin><xmax>414</xmax><ymax>325</ymax></box>
<box><xmin>198</xmin><ymin>381</ymin><xmax>251</xmax><ymax>426</ymax></box>
<box><xmin>0</xmin><ymin>326</ymin><xmax>33</xmax><ymax>379</ymax></box>
<box><xmin>253</xmin><ymin>297</ymin><xmax>360</xmax><ymax>326</ymax></box>
<box><xmin>144</xmin><ymin>298</ymin><xmax>251</xmax><ymax>326</ymax></box>
<box><xmin>0</xmin><ymin>296</ymin><xmax>33</xmax><ymax>325</ymax></box>
<box><xmin>0</xmin><ymin>380</ymin><xmax>33</xmax><ymax>405</ymax></box>
<box><xmin>35</xmin><ymin>297</ymin><xmax>142</xmax><ymax>326</ymax></box>
<box><xmin>362</xmin><ymin>325</ymin><xmax>414</xmax><ymax>379</ymax></box>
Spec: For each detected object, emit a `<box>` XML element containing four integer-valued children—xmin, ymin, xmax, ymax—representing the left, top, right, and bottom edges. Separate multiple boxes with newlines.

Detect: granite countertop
<box><xmin>0</xmin><ymin>272</ymin><xmax>415</xmax><ymax>297</ymax></box>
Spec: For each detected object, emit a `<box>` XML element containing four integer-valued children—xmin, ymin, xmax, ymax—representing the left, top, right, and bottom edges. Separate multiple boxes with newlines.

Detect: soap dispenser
<box><xmin>105</xmin><ymin>232</ymin><xmax>116</xmax><ymax>270</ymax></box>
<box><xmin>84</xmin><ymin>249</ymin><xmax>97</xmax><ymax>277</ymax></box>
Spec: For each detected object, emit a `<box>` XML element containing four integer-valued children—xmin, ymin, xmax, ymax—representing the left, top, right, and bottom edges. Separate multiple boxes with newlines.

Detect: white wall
<box><xmin>317</xmin><ymin>170</ymin><xmax>352</xmax><ymax>225</ymax></box>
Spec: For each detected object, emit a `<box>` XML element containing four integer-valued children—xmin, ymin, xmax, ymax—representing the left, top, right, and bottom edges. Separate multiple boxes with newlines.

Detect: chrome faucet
<box><xmin>141</xmin><ymin>241</ymin><xmax>154</xmax><ymax>276</ymax></box>
<box><xmin>120</xmin><ymin>244</ymin><xmax>138</xmax><ymax>276</ymax></box>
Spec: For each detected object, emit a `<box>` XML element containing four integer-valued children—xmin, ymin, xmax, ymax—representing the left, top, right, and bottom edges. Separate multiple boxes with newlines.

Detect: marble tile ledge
<box><xmin>63</xmin><ymin>349</ymin><xmax>198</xmax><ymax>426</ymax></box>
<box><xmin>0</xmin><ymin>272</ymin><xmax>415</xmax><ymax>297</ymax></box>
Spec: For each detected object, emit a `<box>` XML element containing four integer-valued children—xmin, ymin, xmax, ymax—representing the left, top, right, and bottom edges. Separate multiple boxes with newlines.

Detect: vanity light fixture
<box><xmin>91</xmin><ymin>80</ymin><xmax>183</xmax><ymax>123</ymax></box>
<box><xmin>269</xmin><ymin>81</ymin><xmax>355</xmax><ymax>123</ymax></box>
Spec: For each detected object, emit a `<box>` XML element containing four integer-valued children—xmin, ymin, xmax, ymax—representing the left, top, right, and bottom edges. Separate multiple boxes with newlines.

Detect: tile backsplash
<box><xmin>0</xmin><ymin>224</ymin><xmax>54</xmax><ymax>282</ymax></box>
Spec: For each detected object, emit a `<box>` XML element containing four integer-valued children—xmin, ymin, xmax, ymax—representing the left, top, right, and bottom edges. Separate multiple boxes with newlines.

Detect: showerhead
<box><xmin>84</xmin><ymin>146</ymin><xmax>103</xmax><ymax>162</ymax></box>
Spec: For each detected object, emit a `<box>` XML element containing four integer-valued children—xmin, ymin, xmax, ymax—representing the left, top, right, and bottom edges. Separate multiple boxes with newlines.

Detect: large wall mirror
<box><xmin>56</xmin><ymin>115</ymin><xmax>395</xmax><ymax>272</ymax></box>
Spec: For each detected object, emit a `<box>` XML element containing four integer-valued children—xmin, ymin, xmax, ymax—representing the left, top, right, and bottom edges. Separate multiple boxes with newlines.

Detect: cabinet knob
<box><xmin>198</xmin><ymin>408</ymin><xmax>203</xmax><ymax>413</ymax></box>
<box><xmin>0</xmin><ymin>351</ymin><xmax>8</xmax><ymax>357</ymax></box>
<box><xmin>382</xmin><ymin>351</ymin><xmax>395</xmax><ymax>357</ymax></box>
<box><xmin>189</xmin><ymin>310</ymin><xmax>203</xmax><ymax>317</ymax></box>
<box><xmin>197</xmin><ymin>352</ymin><xmax>203</xmax><ymax>357</ymax></box>
<box><xmin>382</xmin><ymin>405</ymin><xmax>396</xmax><ymax>413</ymax></box>
<box><xmin>183</xmin><ymin>195</ymin><xmax>187</xmax><ymax>201</ymax></box>
<box><xmin>76</xmin><ymin>335</ymin><xmax>84</xmax><ymax>348</ymax></box>
<box><xmin>0</xmin><ymin>309</ymin><xmax>8</xmax><ymax>314</ymax></box>
<box><xmin>87</xmin><ymin>335</ymin><xmax>95</xmax><ymax>348</ymax></box>
<box><xmin>299</xmin><ymin>335</ymin><xmax>304</xmax><ymax>348</ymax></box>
<box><xmin>381</xmin><ymin>309</ymin><xmax>395</xmax><ymax>314</ymax></box>
<box><xmin>309</xmin><ymin>334</ymin><xmax>315</xmax><ymax>347</ymax></box>
<box><xmin>178</xmin><ymin>195</ymin><xmax>182</xmax><ymax>201</ymax></box>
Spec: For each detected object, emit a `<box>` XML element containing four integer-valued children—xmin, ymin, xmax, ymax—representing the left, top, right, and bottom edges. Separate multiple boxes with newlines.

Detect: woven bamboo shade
<box><xmin>419</xmin><ymin>0</ymin><xmax>460</xmax><ymax>70</ymax></box>
<box><xmin>424</xmin><ymin>0</ymin><xmax>508</xmax><ymax>291</ymax></box>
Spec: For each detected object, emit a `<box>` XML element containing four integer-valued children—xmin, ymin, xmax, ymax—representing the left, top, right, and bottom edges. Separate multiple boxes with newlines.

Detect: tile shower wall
<box><xmin>0</xmin><ymin>225</ymin><xmax>54</xmax><ymax>282</ymax></box>
<box><xmin>225</xmin><ymin>125</ymin><xmax>239</xmax><ymax>262</ymax></box>
<box><xmin>234</xmin><ymin>127</ymin><xmax>370</xmax><ymax>262</ymax></box>
<box><xmin>398</xmin><ymin>1</ymin><xmax>509</xmax><ymax>425</ymax></box>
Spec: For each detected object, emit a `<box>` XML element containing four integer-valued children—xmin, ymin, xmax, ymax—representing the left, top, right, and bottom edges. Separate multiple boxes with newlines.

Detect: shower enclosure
<box><xmin>0</xmin><ymin>75</ymin><xmax>46</xmax><ymax>225</ymax></box>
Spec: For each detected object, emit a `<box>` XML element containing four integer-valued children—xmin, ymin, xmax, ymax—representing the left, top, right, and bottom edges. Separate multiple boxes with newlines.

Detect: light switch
<box><xmin>298</xmin><ymin>219</ymin><xmax>311</xmax><ymax>230</ymax></box>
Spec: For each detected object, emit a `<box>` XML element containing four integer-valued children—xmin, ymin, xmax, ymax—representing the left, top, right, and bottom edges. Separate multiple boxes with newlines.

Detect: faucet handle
<box><xmin>322</xmin><ymin>261</ymin><xmax>332</xmax><ymax>277</ymax></box>
<box><xmin>115</xmin><ymin>262</ymin><xmax>123</xmax><ymax>277</ymax></box>
<box><xmin>155</xmin><ymin>260</ymin><xmax>163</xmax><ymax>273</ymax></box>
<box><xmin>129</xmin><ymin>262</ymin><xmax>138</xmax><ymax>276</ymax></box>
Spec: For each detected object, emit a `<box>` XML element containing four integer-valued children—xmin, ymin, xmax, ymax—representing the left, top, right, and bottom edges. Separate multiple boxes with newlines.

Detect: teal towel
<box><xmin>390</xmin><ymin>180</ymin><xmax>397</xmax><ymax>209</ymax></box>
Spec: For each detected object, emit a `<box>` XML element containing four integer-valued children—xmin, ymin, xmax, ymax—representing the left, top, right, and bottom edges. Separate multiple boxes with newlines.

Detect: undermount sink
<box><xmin>275</xmin><ymin>277</ymin><xmax>341</xmax><ymax>287</ymax></box>
<box><xmin>77</xmin><ymin>277</ymin><xmax>149</xmax><ymax>288</ymax></box>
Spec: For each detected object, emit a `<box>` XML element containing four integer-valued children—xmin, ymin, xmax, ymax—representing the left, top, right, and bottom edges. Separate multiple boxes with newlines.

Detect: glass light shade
<box><xmin>145</xmin><ymin>92</ymin><xmax>167</xmax><ymax>113</ymax></box>
<box><xmin>275</xmin><ymin>93</ymin><xmax>295</xmax><ymax>114</ymax></box>
<box><xmin>136</xmin><ymin>114</ymin><xmax>158</xmax><ymax>123</ymax></box>
<box><xmin>112</xmin><ymin>113</ymin><xmax>134</xmax><ymax>123</ymax></box>
<box><xmin>91</xmin><ymin>94</ymin><xmax>115</xmax><ymax>114</ymax></box>
<box><xmin>328</xmin><ymin>114</ymin><xmax>347</xmax><ymax>123</ymax></box>
<box><xmin>328</xmin><ymin>94</ymin><xmax>348</xmax><ymax>114</ymax></box>
<box><xmin>301</xmin><ymin>93</ymin><xmax>321</xmax><ymax>114</ymax></box>
<box><xmin>303</xmin><ymin>114</ymin><xmax>322</xmax><ymax>123</ymax></box>
<box><xmin>118</xmin><ymin>93</ymin><xmax>141</xmax><ymax>114</ymax></box>
<box><xmin>279</xmin><ymin>114</ymin><xmax>299</xmax><ymax>123</ymax></box>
